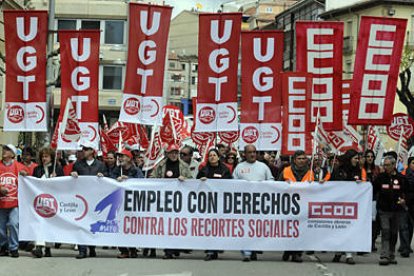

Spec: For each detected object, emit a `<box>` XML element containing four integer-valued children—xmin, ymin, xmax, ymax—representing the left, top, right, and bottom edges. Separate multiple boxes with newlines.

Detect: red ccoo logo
<box><xmin>308</xmin><ymin>202</ymin><xmax>358</xmax><ymax>219</ymax></box>
<box><xmin>34</xmin><ymin>194</ymin><xmax>58</xmax><ymax>218</ymax></box>
<box><xmin>198</xmin><ymin>107</ymin><xmax>216</xmax><ymax>124</ymax></box>
<box><xmin>242</xmin><ymin>126</ymin><xmax>259</xmax><ymax>143</ymax></box>
<box><xmin>7</xmin><ymin>105</ymin><xmax>24</xmax><ymax>123</ymax></box>
<box><xmin>123</xmin><ymin>98</ymin><xmax>140</xmax><ymax>115</ymax></box>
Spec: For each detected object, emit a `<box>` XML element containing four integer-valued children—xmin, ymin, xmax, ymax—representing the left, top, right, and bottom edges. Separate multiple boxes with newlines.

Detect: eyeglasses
<box><xmin>227</xmin><ymin>156</ymin><xmax>235</xmax><ymax>160</ymax></box>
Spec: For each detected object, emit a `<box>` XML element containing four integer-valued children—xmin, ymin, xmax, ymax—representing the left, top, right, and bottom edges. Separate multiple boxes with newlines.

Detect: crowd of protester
<box><xmin>0</xmin><ymin>142</ymin><xmax>413</xmax><ymax>266</ymax></box>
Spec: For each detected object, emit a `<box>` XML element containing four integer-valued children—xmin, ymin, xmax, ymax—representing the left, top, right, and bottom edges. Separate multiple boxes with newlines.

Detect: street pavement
<box><xmin>1</xmin><ymin>241</ymin><xmax>413</xmax><ymax>276</ymax></box>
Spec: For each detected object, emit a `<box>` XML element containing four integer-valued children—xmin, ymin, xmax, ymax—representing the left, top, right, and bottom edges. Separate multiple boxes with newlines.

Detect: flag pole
<box><xmin>310</xmin><ymin>109</ymin><xmax>320</xmax><ymax>181</ymax></box>
<box><xmin>144</xmin><ymin>124</ymin><xmax>157</xmax><ymax>178</ymax></box>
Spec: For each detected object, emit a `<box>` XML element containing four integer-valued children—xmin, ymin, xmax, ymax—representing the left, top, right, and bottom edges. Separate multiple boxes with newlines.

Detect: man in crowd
<box><xmin>278</xmin><ymin>150</ymin><xmax>313</xmax><ymax>263</ymax></box>
<box><xmin>374</xmin><ymin>156</ymin><xmax>407</xmax><ymax>266</ymax></box>
<box><xmin>112</xmin><ymin>149</ymin><xmax>143</xmax><ymax>258</ymax></box>
<box><xmin>20</xmin><ymin>147</ymin><xmax>37</xmax><ymax>176</ymax></box>
<box><xmin>180</xmin><ymin>145</ymin><xmax>199</xmax><ymax>178</ymax></box>
<box><xmin>233</xmin><ymin>144</ymin><xmax>273</xmax><ymax>262</ymax></box>
<box><xmin>151</xmin><ymin>144</ymin><xmax>193</xmax><ymax>259</ymax></box>
<box><xmin>0</xmin><ymin>145</ymin><xmax>27</xmax><ymax>258</ymax></box>
<box><xmin>71</xmin><ymin>141</ymin><xmax>106</xmax><ymax>259</ymax></box>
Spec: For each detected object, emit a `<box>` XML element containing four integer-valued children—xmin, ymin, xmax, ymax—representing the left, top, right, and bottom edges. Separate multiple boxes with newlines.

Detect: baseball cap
<box><xmin>118</xmin><ymin>149</ymin><xmax>133</xmax><ymax>159</ymax></box>
<box><xmin>3</xmin><ymin>144</ymin><xmax>17</xmax><ymax>156</ymax></box>
<box><xmin>68</xmin><ymin>154</ymin><xmax>77</xmax><ymax>161</ymax></box>
<box><xmin>80</xmin><ymin>140</ymin><xmax>95</xmax><ymax>150</ymax></box>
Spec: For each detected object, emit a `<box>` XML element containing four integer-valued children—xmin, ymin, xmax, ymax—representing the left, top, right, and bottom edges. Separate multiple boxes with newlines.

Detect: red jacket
<box><xmin>0</xmin><ymin>161</ymin><xmax>24</xmax><ymax>209</ymax></box>
<box><xmin>20</xmin><ymin>161</ymin><xmax>37</xmax><ymax>176</ymax></box>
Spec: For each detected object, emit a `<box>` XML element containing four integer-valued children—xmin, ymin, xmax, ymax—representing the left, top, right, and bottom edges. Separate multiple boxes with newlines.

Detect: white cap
<box><xmin>80</xmin><ymin>140</ymin><xmax>96</xmax><ymax>150</ymax></box>
<box><xmin>193</xmin><ymin>152</ymin><xmax>201</xmax><ymax>159</ymax></box>
<box><xmin>97</xmin><ymin>150</ymin><xmax>103</xmax><ymax>157</ymax></box>
<box><xmin>3</xmin><ymin>144</ymin><xmax>17</xmax><ymax>156</ymax></box>
<box><xmin>128</xmin><ymin>144</ymin><xmax>141</xmax><ymax>151</ymax></box>
<box><xmin>68</xmin><ymin>154</ymin><xmax>77</xmax><ymax>161</ymax></box>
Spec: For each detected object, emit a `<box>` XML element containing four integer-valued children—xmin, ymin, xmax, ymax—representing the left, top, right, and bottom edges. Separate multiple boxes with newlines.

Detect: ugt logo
<box><xmin>90</xmin><ymin>189</ymin><xmax>123</xmax><ymax>234</ymax></box>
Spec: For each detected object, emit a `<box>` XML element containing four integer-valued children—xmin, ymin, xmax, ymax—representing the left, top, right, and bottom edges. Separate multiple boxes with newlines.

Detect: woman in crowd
<box><xmin>331</xmin><ymin>149</ymin><xmax>366</xmax><ymax>264</ymax></box>
<box><xmin>224</xmin><ymin>150</ymin><xmax>238</xmax><ymax>174</ymax></box>
<box><xmin>197</xmin><ymin>148</ymin><xmax>232</xmax><ymax>261</ymax></box>
<box><xmin>363</xmin><ymin>150</ymin><xmax>382</xmax><ymax>251</ymax></box>
<box><xmin>31</xmin><ymin>147</ymin><xmax>64</xmax><ymax>258</ymax></box>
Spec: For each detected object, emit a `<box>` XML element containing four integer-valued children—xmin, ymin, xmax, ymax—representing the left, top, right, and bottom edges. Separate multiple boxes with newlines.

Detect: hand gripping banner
<box><xmin>348</xmin><ymin>16</ymin><xmax>407</xmax><ymax>125</ymax></box>
<box><xmin>239</xmin><ymin>31</ymin><xmax>283</xmax><ymax>151</ymax></box>
<box><xmin>58</xmin><ymin>30</ymin><xmax>100</xmax><ymax>150</ymax></box>
<box><xmin>3</xmin><ymin>11</ymin><xmax>48</xmax><ymax>131</ymax></box>
<box><xmin>281</xmin><ymin>72</ymin><xmax>313</xmax><ymax>155</ymax></box>
<box><xmin>296</xmin><ymin>21</ymin><xmax>344</xmax><ymax>131</ymax></box>
<box><xmin>20</xmin><ymin>176</ymin><xmax>372</xmax><ymax>252</ymax></box>
<box><xmin>195</xmin><ymin>13</ymin><xmax>241</xmax><ymax>132</ymax></box>
<box><xmin>120</xmin><ymin>3</ymin><xmax>172</xmax><ymax>125</ymax></box>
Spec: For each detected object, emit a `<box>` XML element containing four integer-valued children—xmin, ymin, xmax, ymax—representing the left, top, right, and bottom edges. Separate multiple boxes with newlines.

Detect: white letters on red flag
<box><xmin>120</xmin><ymin>3</ymin><xmax>172</xmax><ymax>125</ymax></box>
<box><xmin>195</xmin><ymin>13</ymin><xmax>241</xmax><ymax>132</ymax></box>
<box><xmin>3</xmin><ymin>11</ymin><xmax>47</xmax><ymax>131</ymax></box>
<box><xmin>239</xmin><ymin>31</ymin><xmax>283</xmax><ymax>150</ymax></box>
<box><xmin>161</xmin><ymin>106</ymin><xmax>185</xmax><ymax>146</ymax></box>
<box><xmin>349</xmin><ymin>16</ymin><xmax>407</xmax><ymax>125</ymax></box>
<box><xmin>281</xmin><ymin>73</ymin><xmax>312</xmax><ymax>155</ymax></box>
<box><xmin>296</xmin><ymin>21</ymin><xmax>343</xmax><ymax>131</ymax></box>
<box><xmin>386</xmin><ymin>113</ymin><xmax>414</xmax><ymax>142</ymax></box>
<box><xmin>58</xmin><ymin>30</ymin><xmax>100</xmax><ymax>150</ymax></box>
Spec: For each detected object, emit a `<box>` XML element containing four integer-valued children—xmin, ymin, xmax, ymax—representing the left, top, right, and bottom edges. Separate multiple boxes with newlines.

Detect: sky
<box><xmin>163</xmin><ymin>0</ymin><xmax>228</xmax><ymax>17</ymax></box>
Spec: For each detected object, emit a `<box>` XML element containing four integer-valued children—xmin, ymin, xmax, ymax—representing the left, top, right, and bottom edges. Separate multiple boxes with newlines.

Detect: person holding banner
<box><xmin>331</xmin><ymin>149</ymin><xmax>367</xmax><ymax>265</ymax></box>
<box><xmin>374</xmin><ymin>156</ymin><xmax>407</xmax><ymax>265</ymax></box>
<box><xmin>197</xmin><ymin>148</ymin><xmax>232</xmax><ymax>261</ymax></box>
<box><xmin>104</xmin><ymin>151</ymin><xmax>117</xmax><ymax>179</ymax></box>
<box><xmin>0</xmin><ymin>144</ymin><xmax>27</xmax><ymax>258</ymax></box>
<box><xmin>363</xmin><ymin>150</ymin><xmax>382</xmax><ymax>252</ymax></box>
<box><xmin>279</xmin><ymin>150</ymin><xmax>312</xmax><ymax>263</ymax></box>
<box><xmin>70</xmin><ymin>141</ymin><xmax>106</xmax><ymax>259</ymax></box>
<box><xmin>150</xmin><ymin>144</ymin><xmax>193</xmax><ymax>259</ymax></box>
<box><xmin>233</xmin><ymin>144</ymin><xmax>273</xmax><ymax>262</ymax></box>
<box><xmin>180</xmin><ymin>145</ymin><xmax>199</xmax><ymax>178</ymax></box>
<box><xmin>112</xmin><ymin>149</ymin><xmax>143</xmax><ymax>259</ymax></box>
<box><xmin>31</xmin><ymin>147</ymin><xmax>64</xmax><ymax>258</ymax></box>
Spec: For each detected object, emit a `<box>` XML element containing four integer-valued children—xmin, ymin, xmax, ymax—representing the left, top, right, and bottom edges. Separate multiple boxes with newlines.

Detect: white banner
<box><xmin>19</xmin><ymin>176</ymin><xmax>372</xmax><ymax>252</ymax></box>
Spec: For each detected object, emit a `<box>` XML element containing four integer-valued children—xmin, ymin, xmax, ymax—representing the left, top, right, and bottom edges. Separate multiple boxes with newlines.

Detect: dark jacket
<box><xmin>32</xmin><ymin>164</ymin><xmax>64</xmax><ymax>178</ymax></box>
<box><xmin>112</xmin><ymin>165</ymin><xmax>144</xmax><ymax>179</ymax></box>
<box><xmin>331</xmin><ymin>165</ymin><xmax>363</xmax><ymax>181</ymax></box>
<box><xmin>373</xmin><ymin>171</ymin><xmax>407</xmax><ymax>212</ymax></box>
<box><xmin>196</xmin><ymin>162</ymin><xmax>232</xmax><ymax>179</ymax></box>
<box><xmin>403</xmin><ymin>168</ymin><xmax>414</xmax><ymax>211</ymax></box>
<box><xmin>72</xmin><ymin>158</ymin><xmax>106</xmax><ymax>176</ymax></box>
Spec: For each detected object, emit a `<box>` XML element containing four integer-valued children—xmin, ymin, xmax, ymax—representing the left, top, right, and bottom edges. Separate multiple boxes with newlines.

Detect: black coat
<box><xmin>373</xmin><ymin>171</ymin><xmax>407</xmax><ymax>212</ymax></box>
<box><xmin>196</xmin><ymin>162</ymin><xmax>232</xmax><ymax>179</ymax></box>
<box><xmin>72</xmin><ymin>158</ymin><xmax>106</xmax><ymax>176</ymax></box>
<box><xmin>32</xmin><ymin>164</ymin><xmax>64</xmax><ymax>178</ymax></box>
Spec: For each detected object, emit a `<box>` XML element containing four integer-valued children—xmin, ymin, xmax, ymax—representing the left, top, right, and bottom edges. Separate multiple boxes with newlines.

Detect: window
<box><xmin>105</xmin><ymin>21</ymin><xmax>124</xmax><ymax>44</ymax></box>
<box><xmin>169</xmin><ymin>62</ymin><xmax>175</xmax><ymax>69</ymax></box>
<box><xmin>191</xmin><ymin>76</ymin><xmax>197</xmax><ymax>85</ymax></box>
<box><xmin>170</xmin><ymin>87</ymin><xmax>181</xmax><ymax>96</ymax></box>
<box><xmin>57</xmin><ymin>20</ymin><xmax>76</xmax><ymax>42</ymax></box>
<box><xmin>103</xmin><ymin>66</ymin><xmax>123</xmax><ymax>90</ymax></box>
<box><xmin>81</xmin><ymin>20</ymin><xmax>100</xmax><ymax>30</ymax></box>
<box><xmin>181</xmin><ymin>64</ymin><xmax>186</xmax><ymax>70</ymax></box>
<box><xmin>265</xmin><ymin>7</ymin><xmax>273</xmax><ymax>13</ymax></box>
<box><xmin>192</xmin><ymin>64</ymin><xmax>198</xmax><ymax>72</ymax></box>
<box><xmin>58</xmin><ymin>19</ymin><xmax>76</xmax><ymax>30</ymax></box>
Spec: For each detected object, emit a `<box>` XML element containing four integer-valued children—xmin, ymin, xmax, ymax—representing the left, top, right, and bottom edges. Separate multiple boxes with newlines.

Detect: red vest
<box><xmin>0</xmin><ymin>161</ymin><xmax>23</xmax><ymax>208</ymax></box>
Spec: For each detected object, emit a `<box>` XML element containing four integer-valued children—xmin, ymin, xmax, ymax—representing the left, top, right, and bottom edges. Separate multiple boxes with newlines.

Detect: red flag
<box><xmin>239</xmin><ymin>31</ymin><xmax>283</xmax><ymax>150</ymax></box>
<box><xmin>281</xmin><ymin>72</ymin><xmax>313</xmax><ymax>155</ymax></box>
<box><xmin>50</xmin><ymin>125</ymin><xmax>59</xmax><ymax>149</ymax></box>
<box><xmin>120</xmin><ymin>3</ymin><xmax>172</xmax><ymax>125</ymax></box>
<box><xmin>218</xmin><ymin>131</ymin><xmax>239</xmax><ymax>145</ymax></box>
<box><xmin>99</xmin><ymin>127</ymin><xmax>117</xmax><ymax>156</ymax></box>
<box><xmin>59</xmin><ymin>98</ymin><xmax>81</xmax><ymax>145</ymax></box>
<box><xmin>349</xmin><ymin>16</ymin><xmax>407</xmax><ymax>125</ymax></box>
<box><xmin>143</xmin><ymin>126</ymin><xmax>165</xmax><ymax>171</ymax></box>
<box><xmin>124</xmin><ymin>123</ymin><xmax>149</xmax><ymax>149</ymax></box>
<box><xmin>3</xmin><ymin>10</ymin><xmax>48</xmax><ymax>131</ymax></box>
<box><xmin>296</xmin><ymin>21</ymin><xmax>344</xmax><ymax>131</ymax></box>
<box><xmin>58</xmin><ymin>30</ymin><xmax>100</xmax><ymax>150</ymax></box>
<box><xmin>194</xmin><ymin>13</ymin><xmax>241</xmax><ymax>132</ymax></box>
<box><xmin>102</xmin><ymin>114</ymin><xmax>109</xmax><ymax>132</ymax></box>
<box><xmin>160</xmin><ymin>105</ymin><xmax>186</xmax><ymax>146</ymax></box>
<box><xmin>106</xmin><ymin>121</ymin><xmax>132</xmax><ymax>145</ymax></box>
